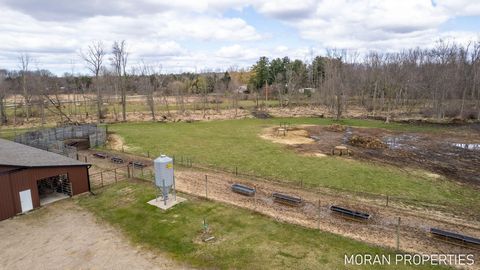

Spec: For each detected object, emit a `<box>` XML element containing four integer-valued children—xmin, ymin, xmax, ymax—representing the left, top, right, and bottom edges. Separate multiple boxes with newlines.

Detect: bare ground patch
<box><xmin>259</xmin><ymin>125</ymin><xmax>316</xmax><ymax>145</ymax></box>
<box><xmin>0</xmin><ymin>199</ymin><xmax>190</xmax><ymax>270</ymax></box>
<box><xmin>260</xmin><ymin>123</ymin><xmax>480</xmax><ymax>185</ymax></box>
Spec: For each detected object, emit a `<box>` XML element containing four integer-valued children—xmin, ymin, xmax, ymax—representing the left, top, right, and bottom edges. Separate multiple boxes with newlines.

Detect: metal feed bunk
<box><xmin>129</xmin><ymin>161</ymin><xmax>147</xmax><ymax>168</ymax></box>
<box><xmin>111</xmin><ymin>156</ymin><xmax>124</xmax><ymax>164</ymax></box>
<box><xmin>330</xmin><ymin>205</ymin><xmax>371</xmax><ymax>221</ymax></box>
<box><xmin>430</xmin><ymin>228</ymin><xmax>480</xmax><ymax>249</ymax></box>
<box><xmin>93</xmin><ymin>152</ymin><xmax>108</xmax><ymax>159</ymax></box>
<box><xmin>272</xmin><ymin>192</ymin><xmax>303</xmax><ymax>206</ymax></box>
<box><xmin>231</xmin><ymin>183</ymin><xmax>256</xmax><ymax>196</ymax></box>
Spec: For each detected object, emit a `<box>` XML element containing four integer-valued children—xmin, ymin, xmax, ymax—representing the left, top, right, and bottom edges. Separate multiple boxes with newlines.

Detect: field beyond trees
<box><xmin>108</xmin><ymin>117</ymin><xmax>480</xmax><ymax>214</ymax></box>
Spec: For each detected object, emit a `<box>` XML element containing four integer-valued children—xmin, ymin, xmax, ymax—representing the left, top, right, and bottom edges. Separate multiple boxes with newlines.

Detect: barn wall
<box><xmin>1</xmin><ymin>165</ymin><xmax>89</xmax><ymax>221</ymax></box>
<box><xmin>0</xmin><ymin>174</ymin><xmax>15</xmax><ymax>221</ymax></box>
<box><xmin>0</xmin><ymin>165</ymin><xmax>20</xmax><ymax>173</ymax></box>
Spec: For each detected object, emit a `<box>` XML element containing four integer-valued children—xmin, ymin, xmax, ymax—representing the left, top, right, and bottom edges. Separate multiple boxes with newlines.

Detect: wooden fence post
<box><xmin>205</xmin><ymin>175</ymin><xmax>208</xmax><ymax>199</ymax></box>
<box><xmin>396</xmin><ymin>217</ymin><xmax>401</xmax><ymax>250</ymax></box>
<box><xmin>114</xmin><ymin>169</ymin><xmax>117</xmax><ymax>183</ymax></box>
<box><xmin>254</xmin><ymin>185</ymin><xmax>257</xmax><ymax>210</ymax></box>
<box><xmin>317</xmin><ymin>199</ymin><xmax>321</xmax><ymax>229</ymax></box>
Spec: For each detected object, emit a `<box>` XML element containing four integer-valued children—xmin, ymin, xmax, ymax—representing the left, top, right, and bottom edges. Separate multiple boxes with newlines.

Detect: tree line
<box><xmin>249</xmin><ymin>40</ymin><xmax>480</xmax><ymax>120</ymax></box>
<box><xmin>1</xmin><ymin>39</ymin><xmax>479</xmax><ymax>126</ymax></box>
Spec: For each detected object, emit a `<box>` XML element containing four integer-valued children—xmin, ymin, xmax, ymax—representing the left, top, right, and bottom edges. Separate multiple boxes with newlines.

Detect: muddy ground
<box><xmin>262</xmin><ymin>124</ymin><xmax>480</xmax><ymax>186</ymax></box>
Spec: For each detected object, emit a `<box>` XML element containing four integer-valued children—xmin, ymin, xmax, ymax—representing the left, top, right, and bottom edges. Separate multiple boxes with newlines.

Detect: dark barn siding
<box><xmin>0</xmin><ymin>166</ymin><xmax>89</xmax><ymax>221</ymax></box>
<box><xmin>0</xmin><ymin>173</ymin><xmax>15</xmax><ymax>221</ymax></box>
<box><xmin>0</xmin><ymin>165</ymin><xmax>20</xmax><ymax>173</ymax></box>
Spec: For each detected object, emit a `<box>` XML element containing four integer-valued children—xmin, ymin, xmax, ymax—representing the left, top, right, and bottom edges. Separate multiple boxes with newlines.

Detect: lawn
<box><xmin>108</xmin><ymin>118</ymin><xmax>480</xmax><ymax>211</ymax></box>
<box><xmin>78</xmin><ymin>181</ymin><xmax>445</xmax><ymax>270</ymax></box>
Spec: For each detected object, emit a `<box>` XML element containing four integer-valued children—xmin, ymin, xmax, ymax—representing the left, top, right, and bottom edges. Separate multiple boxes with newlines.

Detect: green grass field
<box><xmin>78</xmin><ymin>181</ymin><xmax>444</xmax><ymax>270</ymax></box>
<box><xmin>108</xmin><ymin>118</ymin><xmax>480</xmax><ymax>211</ymax></box>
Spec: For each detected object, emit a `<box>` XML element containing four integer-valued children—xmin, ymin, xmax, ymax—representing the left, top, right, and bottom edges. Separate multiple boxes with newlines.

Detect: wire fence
<box><xmin>89</xmin><ymin>165</ymin><xmax>130</xmax><ymax>189</ymax></box>
<box><xmin>14</xmin><ymin>124</ymin><xmax>107</xmax><ymax>159</ymax></box>
<box><xmin>98</xmin><ymin>148</ymin><xmax>475</xmax><ymax>216</ymax></box>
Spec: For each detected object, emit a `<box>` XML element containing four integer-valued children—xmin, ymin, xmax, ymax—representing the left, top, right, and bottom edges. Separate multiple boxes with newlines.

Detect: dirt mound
<box><xmin>260</xmin><ymin>126</ymin><xmax>315</xmax><ymax>145</ymax></box>
<box><xmin>251</xmin><ymin>110</ymin><xmax>272</xmax><ymax>119</ymax></box>
<box><xmin>107</xmin><ymin>133</ymin><xmax>138</xmax><ymax>152</ymax></box>
<box><xmin>326</xmin><ymin>124</ymin><xmax>347</xmax><ymax>132</ymax></box>
<box><xmin>348</xmin><ymin>135</ymin><xmax>387</xmax><ymax>149</ymax></box>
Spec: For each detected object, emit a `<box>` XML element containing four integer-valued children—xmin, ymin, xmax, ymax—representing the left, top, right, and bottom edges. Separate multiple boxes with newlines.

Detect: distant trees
<box><xmin>249</xmin><ymin>57</ymin><xmax>271</xmax><ymax>90</ymax></box>
<box><xmin>81</xmin><ymin>41</ymin><xmax>106</xmax><ymax>121</ymax></box>
<box><xmin>2</xmin><ymin>39</ymin><xmax>480</xmax><ymax>125</ymax></box>
<box><xmin>247</xmin><ymin>39</ymin><xmax>480</xmax><ymax>120</ymax></box>
<box><xmin>18</xmin><ymin>53</ymin><xmax>32</xmax><ymax>121</ymax></box>
<box><xmin>0</xmin><ymin>70</ymin><xmax>7</xmax><ymax>125</ymax></box>
<box><xmin>111</xmin><ymin>40</ymin><xmax>129</xmax><ymax>121</ymax></box>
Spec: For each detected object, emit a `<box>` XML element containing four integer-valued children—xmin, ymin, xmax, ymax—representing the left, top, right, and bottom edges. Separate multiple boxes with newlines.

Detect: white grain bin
<box><xmin>154</xmin><ymin>155</ymin><xmax>174</xmax><ymax>203</ymax></box>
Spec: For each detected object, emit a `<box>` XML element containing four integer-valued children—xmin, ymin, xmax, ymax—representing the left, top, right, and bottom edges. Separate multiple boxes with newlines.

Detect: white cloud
<box><xmin>436</xmin><ymin>0</ymin><xmax>480</xmax><ymax>17</ymax></box>
<box><xmin>0</xmin><ymin>0</ymin><xmax>479</xmax><ymax>74</ymax></box>
<box><xmin>0</xmin><ymin>2</ymin><xmax>262</xmax><ymax>73</ymax></box>
<box><xmin>255</xmin><ymin>0</ymin><xmax>478</xmax><ymax>51</ymax></box>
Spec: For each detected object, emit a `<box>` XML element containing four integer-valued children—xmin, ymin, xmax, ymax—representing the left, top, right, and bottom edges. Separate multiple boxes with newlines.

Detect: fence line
<box><xmin>14</xmin><ymin>124</ymin><xmax>107</xmax><ymax>159</ymax></box>
<box><xmin>84</xmin><ymin>147</ymin><xmax>471</xmax><ymax>214</ymax></box>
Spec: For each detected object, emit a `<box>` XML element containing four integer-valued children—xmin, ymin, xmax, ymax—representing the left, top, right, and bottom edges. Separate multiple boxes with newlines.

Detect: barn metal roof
<box><xmin>0</xmin><ymin>138</ymin><xmax>88</xmax><ymax>167</ymax></box>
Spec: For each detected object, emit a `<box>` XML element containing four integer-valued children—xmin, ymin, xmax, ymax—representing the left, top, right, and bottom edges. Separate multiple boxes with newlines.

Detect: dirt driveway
<box><xmin>0</xmin><ymin>199</ymin><xmax>191</xmax><ymax>270</ymax></box>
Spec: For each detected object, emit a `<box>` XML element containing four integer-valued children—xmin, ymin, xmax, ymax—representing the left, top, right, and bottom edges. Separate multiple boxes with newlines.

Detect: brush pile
<box><xmin>326</xmin><ymin>124</ymin><xmax>347</xmax><ymax>132</ymax></box>
<box><xmin>349</xmin><ymin>135</ymin><xmax>387</xmax><ymax>149</ymax></box>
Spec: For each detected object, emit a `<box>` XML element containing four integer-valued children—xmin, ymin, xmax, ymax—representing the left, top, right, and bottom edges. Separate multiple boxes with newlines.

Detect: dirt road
<box><xmin>0</xmin><ymin>199</ymin><xmax>191</xmax><ymax>270</ymax></box>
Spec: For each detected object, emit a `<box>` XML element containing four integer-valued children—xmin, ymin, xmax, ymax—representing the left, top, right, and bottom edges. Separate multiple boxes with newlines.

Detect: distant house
<box><xmin>234</xmin><ymin>85</ymin><xmax>248</xmax><ymax>94</ymax></box>
<box><xmin>297</xmin><ymin>88</ymin><xmax>316</xmax><ymax>95</ymax></box>
<box><xmin>297</xmin><ymin>88</ymin><xmax>316</xmax><ymax>94</ymax></box>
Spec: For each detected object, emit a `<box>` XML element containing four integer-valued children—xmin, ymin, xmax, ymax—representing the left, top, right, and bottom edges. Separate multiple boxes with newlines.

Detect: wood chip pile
<box><xmin>348</xmin><ymin>135</ymin><xmax>387</xmax><ymax>149</ymax></box>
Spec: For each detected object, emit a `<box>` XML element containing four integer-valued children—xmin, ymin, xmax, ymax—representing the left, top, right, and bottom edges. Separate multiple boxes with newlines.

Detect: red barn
<box><xmin>0</xmin><ymin>138</ymin><xmax>90</xmax><ymax>221</ymax></box>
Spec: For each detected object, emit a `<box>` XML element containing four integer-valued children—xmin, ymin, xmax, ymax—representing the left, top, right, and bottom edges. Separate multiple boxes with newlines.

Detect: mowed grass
<box><xmin>109</xmin><ymin>118</ymin><xmax>480</xmax><ymax>210</ymax></box>
<box><xmin>78</xmin><ymin>181</ymin><xmax>444</xmax><ymax>270</ymax></box>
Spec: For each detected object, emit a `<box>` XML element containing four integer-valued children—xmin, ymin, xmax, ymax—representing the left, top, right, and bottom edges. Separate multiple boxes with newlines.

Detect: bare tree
<box><xmin>18</xmin><ymin>53</ymin><xmax>32</xmax><ymax>121</ymax></box>
<box><xmin>138</xmin><ymin>61</ymin><xmax>164</xmax><ymax>121</ymax></box>
<box><xmin>111</xmin><ymin>40</ymin><xmax>129</xmax><ymax>121</ymax></box>
<box><xmin>81</xmin><ymin>41</ymin><xmax>106</xmax><ymax>121</ymax></box>
<box><xmin>0</xmin><ymin>70</ymin><xmax>7</xmax><ymax>125</ymax></box>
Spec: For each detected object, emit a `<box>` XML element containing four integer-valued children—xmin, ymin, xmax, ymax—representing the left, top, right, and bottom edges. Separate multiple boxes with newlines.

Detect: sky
<box><xmin>0</xmin><ymin>0</ymin><xmax>479</xmax><ymax>75</ymax></box>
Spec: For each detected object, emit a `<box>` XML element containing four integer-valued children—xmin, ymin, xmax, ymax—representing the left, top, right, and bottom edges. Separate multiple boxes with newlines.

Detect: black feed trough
<box><xmin>231</xmin><ymin>183</ymin><xmax>256</xmax><ymax>196</ymax></box>
<box><xmin>129</xmin><ymin>161</ymin><xmax>146</xmax><ymax>168</ymax></box>
<box><xmin>330</xmin><ymin>205</ymin><xmax>371</xmax><ymax>220</ymax></box>
<box><xmin>110</xmin><ymin>156</ymin><xmax>124</xmax><ymax>164</ymax></box>
<box><xmin>272</xmin><ymin>192</ymin><xmax>302</xmax><ymax>206</ymax></box>
<box><xmin>93</xmin><ymin>153</ymin><xmax>108</xmax><ymax>159</ymax></box>
<box><xmin>430</xmin><ymin>228</ymin><xmax>480</xmax><ymax>246</ymax></box>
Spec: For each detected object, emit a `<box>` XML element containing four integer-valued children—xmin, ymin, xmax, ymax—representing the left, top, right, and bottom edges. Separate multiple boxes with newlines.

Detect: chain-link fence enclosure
<box><xmin>14</xmin><ymin>124</ymin><xmax>107</xmax><ymax>159</ymax></box>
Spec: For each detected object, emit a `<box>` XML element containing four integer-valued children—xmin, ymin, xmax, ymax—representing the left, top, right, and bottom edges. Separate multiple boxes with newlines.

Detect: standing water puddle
<box><xmin>451</xmin><ymin>143</ymin><xmax>480</xmax><ymax>151</ymax></box>
<box><xmin>383</xmin><ymin>135</ymin><xmax>418</xmax><ymax>150</ymax></box>
<box><xmin>343</xmin><ymin>127</ymin><xmax>353</xmax><ymax>144</ymax></box>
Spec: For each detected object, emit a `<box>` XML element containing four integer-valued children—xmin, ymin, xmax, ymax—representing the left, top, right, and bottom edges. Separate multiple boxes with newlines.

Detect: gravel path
<box><xmin>0</xmin><ymin>199</ymin><xmax>192</xmax><ymax>270</ymax></box>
